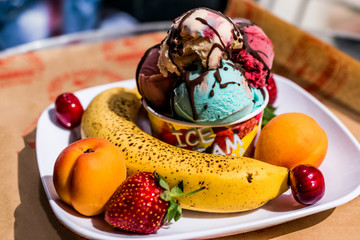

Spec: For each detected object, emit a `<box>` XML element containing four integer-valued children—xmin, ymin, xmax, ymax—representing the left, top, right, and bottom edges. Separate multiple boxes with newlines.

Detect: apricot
<box><xmin>53</xmin><ymin>137</ymin><xmax>127</xmax><ymax>216</ymax></box>
<box><xmin>254</xmin><ymin>112</ymin><xmax>328</xmax><ymax>169</ymax></box>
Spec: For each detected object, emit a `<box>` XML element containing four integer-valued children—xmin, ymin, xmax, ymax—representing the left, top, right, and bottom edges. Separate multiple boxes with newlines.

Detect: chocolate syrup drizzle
<box><xmin>165</xmin><ymin>8</ymin><xmax>250</xmax><ymax>121</ymax></box>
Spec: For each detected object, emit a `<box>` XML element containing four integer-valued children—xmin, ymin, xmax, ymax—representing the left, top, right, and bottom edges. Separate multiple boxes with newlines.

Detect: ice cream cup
<box><xmin>143</xmin><ymin>88</ymin><xmax>268</xmax><ymax>157</ymax></box>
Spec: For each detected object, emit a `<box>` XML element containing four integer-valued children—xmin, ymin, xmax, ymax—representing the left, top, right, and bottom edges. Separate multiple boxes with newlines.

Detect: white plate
<box><xmin>36</xmin><ymin>75</ymin><xmax>360</xmax><ymax>240</ymax></box>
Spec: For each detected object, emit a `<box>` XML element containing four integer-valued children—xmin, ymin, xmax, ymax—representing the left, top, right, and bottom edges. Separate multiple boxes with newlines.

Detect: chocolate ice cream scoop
<box><xmin>136</xmin><ymin>45</ymin><xmax>177</xmax><ymax>113</ymax></box>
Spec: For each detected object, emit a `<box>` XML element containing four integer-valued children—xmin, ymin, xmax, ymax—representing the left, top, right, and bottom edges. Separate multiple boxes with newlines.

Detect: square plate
<box><xmin>36</xmin><ymin>74</ymin><xmax>360</xmax><ymax>239</ymax></box>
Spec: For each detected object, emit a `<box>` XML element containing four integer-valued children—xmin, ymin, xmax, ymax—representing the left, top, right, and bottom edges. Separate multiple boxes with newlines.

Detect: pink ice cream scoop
<box><xmin>233</xmin><ymin>18</ymin><xmax>274</xmax><ymax>88</ymax></box>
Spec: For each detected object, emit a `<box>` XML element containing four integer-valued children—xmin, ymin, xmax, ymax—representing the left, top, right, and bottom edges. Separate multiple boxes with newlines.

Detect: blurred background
<box><xmin>258</xmin><ymin>0</ymin><xmax>360</xmax><ymax>60</ymax></box>
<box><xmin>0</xmin><ymin>0</ymin><xmax>359</xmax><ymax>60</ymax></box>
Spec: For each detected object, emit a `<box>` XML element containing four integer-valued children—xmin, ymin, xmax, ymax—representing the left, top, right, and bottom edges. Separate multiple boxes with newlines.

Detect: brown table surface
<box><xmin>1</xmin><ymin>1</ymin><xmax>360</xmax><ymax>239</ymax></box>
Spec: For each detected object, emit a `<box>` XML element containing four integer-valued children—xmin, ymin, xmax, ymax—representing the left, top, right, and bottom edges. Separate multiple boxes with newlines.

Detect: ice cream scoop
<box><xmin>173</xmin><ymin>59</ymin><xmax>264</xmax><ymax>125</ymax></box>
<box><xmin>233</xmin><ymin>18</ymin><xmax>274</xmax><ymax>88</ymax></box>
<box><xmin>158</xmin><ymin>8</ymin><xmax>243</xmax><ymax>77</ymax></box>
<box><xmin>136</xmin><ymin>44</ymin><xmax>177</xmax><ymax>112</ymax></box>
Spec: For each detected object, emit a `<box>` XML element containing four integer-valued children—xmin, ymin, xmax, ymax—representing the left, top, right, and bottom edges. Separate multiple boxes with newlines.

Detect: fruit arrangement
<box><xmin>81</xmin><ymin>87</ymin><xmax>289</xmax><ymax>213</ymax></box>
<box><xmin>51</xmin><ymin>7</ymin><xmax>328</xmax><ymax>236</ymax></box>
<box><xmin>52</xmin><ymin>82</ymin><xmax>327</xmax><ymax>234</ymax></box>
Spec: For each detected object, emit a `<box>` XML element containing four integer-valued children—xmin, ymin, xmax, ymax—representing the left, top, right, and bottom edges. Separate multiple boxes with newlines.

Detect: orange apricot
<box><xmin>53</xmin><ymin>137</ymin><xmax>127</xmax><ymax>216</ymax></box>
<box><xmin>254</xmin><ymin>112</ymin><xmax>328</xmax><ymax>169</ymax></box>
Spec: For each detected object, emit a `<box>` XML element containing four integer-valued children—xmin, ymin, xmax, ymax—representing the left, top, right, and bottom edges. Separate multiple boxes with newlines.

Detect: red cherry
<box><xmin>55</xmin><ymin>93</ymin><xmax>84</xmax><ymax>128</ymax></box>
<box><xmin>290</xmin><ymin>165</ymin><xmax>325</xmax><ymax>205</ymax></box>
<box><xmin>266</xmin><ymin>74</ymin><xmax>277</xmax><ymax>106</ymax></box>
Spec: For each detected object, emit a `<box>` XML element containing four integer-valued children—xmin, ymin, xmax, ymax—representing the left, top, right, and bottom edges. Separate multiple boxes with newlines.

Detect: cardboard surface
<box><xmin>1</xmin><ymin>1</ymin><xmax>359</xmax><ymax>239</ymax></box>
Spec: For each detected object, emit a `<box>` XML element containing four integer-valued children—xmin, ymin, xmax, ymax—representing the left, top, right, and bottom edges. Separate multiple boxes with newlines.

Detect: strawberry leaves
<box><xmin>155</xmin><ymin>171</ymin><xmax>204</xmax><ymax>224</ymax></box>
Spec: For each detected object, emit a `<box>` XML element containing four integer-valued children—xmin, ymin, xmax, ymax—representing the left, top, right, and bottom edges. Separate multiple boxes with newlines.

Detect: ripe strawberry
<box><xmin>105</xmin><ymin>171</ymin><xmax>204</xmax><ymax>234</ymax></box>
<box><xmin>266</xmin><ymin>73</ymin><xmax>277</xmax><ymax>106</ymax></box>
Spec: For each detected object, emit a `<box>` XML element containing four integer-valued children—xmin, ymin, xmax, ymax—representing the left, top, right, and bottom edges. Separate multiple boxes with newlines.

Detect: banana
<box><xmin>81</xmin><ymin>87</ymin><xmax>289</xmax><ymax>213</ymax></box>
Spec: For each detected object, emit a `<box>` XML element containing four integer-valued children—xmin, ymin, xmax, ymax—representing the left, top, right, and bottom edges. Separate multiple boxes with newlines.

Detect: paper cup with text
<box><xmin>143</xmin><ymin>88</ymin><xmax>268</xmax><ymax>157</ymax></box>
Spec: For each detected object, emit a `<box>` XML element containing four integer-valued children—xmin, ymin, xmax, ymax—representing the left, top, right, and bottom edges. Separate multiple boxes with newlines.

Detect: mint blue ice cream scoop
<box><xmin>173</xmin><ymin>59</ymin><xmax>264</xmax><ymax>125</ymax></box>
